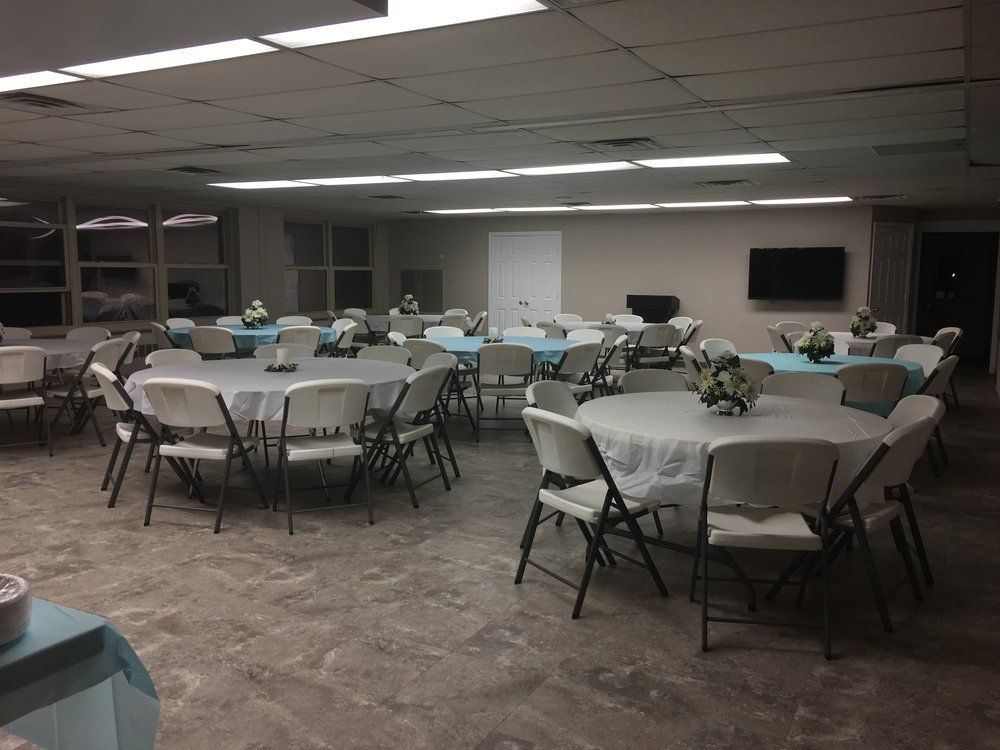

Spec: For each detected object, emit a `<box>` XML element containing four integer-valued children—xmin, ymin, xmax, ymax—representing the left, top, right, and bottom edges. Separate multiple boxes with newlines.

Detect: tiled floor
<box><xmin>3</xmin><ymin>371</ymin><xmax>999</xmax><ymax>749</ymax></box>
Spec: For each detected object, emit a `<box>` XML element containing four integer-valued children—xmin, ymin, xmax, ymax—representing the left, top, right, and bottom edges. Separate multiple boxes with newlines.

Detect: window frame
<box><xmin>282</xmin><ymin>218</ymin><xmax>375</xmax><ymax>314</ymax></box>
<box><xmin>0</xmin><ymin>197</ymin><xmax>71</xmax><ymax>325</ymax></box>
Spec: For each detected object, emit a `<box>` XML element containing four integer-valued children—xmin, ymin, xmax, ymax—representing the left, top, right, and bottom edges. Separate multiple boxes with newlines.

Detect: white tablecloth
<box><xmin>366</xmin><ymin>314</ymin><xmax>460</xmax><ymax>333</ymax></box>
<box><xmin>830</xmin><ymin>332</ymin><xmax>892</xmax><ymax>356</ymax></box>
<box><xmin>125</xmin><ymin>358</ymin><xmax>413</xmax><ymax>422</ymax></box>
<box><xmin>577</xmin><ymin>392</ymin><xmax>890</xmax><ymax>507</ymax></box>
<box><xmin>0</xmin><ymin>339</ymin><xmax>93</xmax><ymax>371</ymax></box>
<box><xmin>561</xmin><ymin>321</ymin><xmax>649</xmax><ymax>343</ymax></box>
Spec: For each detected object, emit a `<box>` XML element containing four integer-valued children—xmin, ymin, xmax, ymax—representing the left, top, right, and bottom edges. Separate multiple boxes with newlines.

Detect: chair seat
<box><xmin>159</xmin><ymin>432</ymin><xmax>257</xmax><ymax>460</ymax></box>
<box><xmin>283</xmin><ymin>433</ymin><xmax>362</xmax><ymax>462</ymax></box>
<box><xmin>0</xmin><ymin>393</ymin><xmax>44</xmax><ymax>409</ymax></box>
<box><xmin>638</xmin><ymin>355</ymin><xmax>672</xmax><ymax>366</ymax></box>
<box><xmin>115</xmin><ymin>421</ymin><xmax>153</xmax><ymax>443</ymax></box>
<box><xmin>48</xmin><ymin>382</ymin><xmax>102</xmax><ymax>399</ymax></box>
<box><xmin>563</xmin><ymin>382</ymin><xmax>593</xmax><ymax>396</ymax></box>
<box><xmin>364</xmin><ymin>417</ymin><xmax>434</xmax><ymax>443</ymax></box>
<box><xmin>539</xmin><ymin>479</ymin><xmax>659</xmax><ymax>523</ymax></box>
<box><xmin>707</xmin><ymin>505</ymin><xmax>821</xmax><ymax>551</ymax></box>
<box><xmin>800</xmin><ymin>500</ymin><xmax>901</xmax><ymax>532</ymax></box>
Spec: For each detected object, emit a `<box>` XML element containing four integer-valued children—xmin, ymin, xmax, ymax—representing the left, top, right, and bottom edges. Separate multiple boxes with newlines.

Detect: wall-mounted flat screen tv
<box><xmin>748</xmin><ymin>246</ymin><xmax>845</xmax><ymax>301</ymax></box>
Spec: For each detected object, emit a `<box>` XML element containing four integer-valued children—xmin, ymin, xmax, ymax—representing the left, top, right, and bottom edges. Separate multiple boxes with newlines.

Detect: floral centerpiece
<box><xmin>794</xmin><ymin>322</ymin><xmax>835</xmax><ymax>364</ymax></box>
<box><xmin>241</xmin><ymin>300</ymin><xmax>269</xmax><ymax>329</ymax></box>
<box><xmin>696</xmin><ymin>352</ymin><xmax>758</xmax><ymax>416</ymax></box>
<box><xmin>850</xmin><ymin>306</ymin><xmax>877</xmax><ymax>338</ymax></box>
<box><xmin>482</xmin><ymin>336</ymin><xmax>504</xmax><ymax>344</ymax></box>
<box><xmin>399</xmin><ymin>294</ymin><xmax>419</xmax><ymax>315</ymax></box>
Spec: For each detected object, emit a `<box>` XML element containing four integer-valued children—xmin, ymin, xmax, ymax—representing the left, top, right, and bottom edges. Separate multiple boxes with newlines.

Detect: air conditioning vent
<box><xmin>696</xmin><ymin>179</ymin><xmax>758</xmax><ymax>188</ymax></box>
<box><xmin>163</xmin><ymin>166</ymin><xmax>223</xmax><ymax>175</ymax></box>
<box><xmin>560</xmin><ymin>201</ymin><xmax>592</xmax><ymax>207</ymax></box>
<box><xmin>0</xmin><ymin>92</ymin><xmax>98</xmax><ymax>114</ymax></box>
<box><xmin>584</xmin><ymin>137</ymin><xmax>660</xmax><ymax>153</ymax></box>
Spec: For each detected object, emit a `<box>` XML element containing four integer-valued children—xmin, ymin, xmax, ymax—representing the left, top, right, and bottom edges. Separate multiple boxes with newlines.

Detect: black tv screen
<box><xmin>748</xmin><ymin>247</ymin><xmax>845</xmax><ymax>301</ymax></box>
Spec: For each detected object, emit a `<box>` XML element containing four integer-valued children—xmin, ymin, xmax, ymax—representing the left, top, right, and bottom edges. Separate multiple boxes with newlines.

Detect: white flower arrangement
<box><xmin>850</xmin><ymin>306</ymin><xmax>877</xmax><ymax>338</ymax></box>
<box><xmin>795</xmin><ymin>321</ymin><xmax>835</xmax><ymax>363</ymax></box>
<box><xmin>399</xmin><ymin>294</ymin><xmax>420</xmax><ymax>315</ymax></box>
<box><xmin>696</xmin><ymin>352</ymin><xmax>758</xmax><ymax>416</ymax></box>
<box><xmin>241</xmin><ymin>300</ymin><xmax>269</xmax><ymax>329</ymax></box>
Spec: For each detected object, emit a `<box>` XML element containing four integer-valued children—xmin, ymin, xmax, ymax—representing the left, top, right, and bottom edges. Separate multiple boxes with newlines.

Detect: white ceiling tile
<box><xmin>663</xmin><ymin>130</ymin><xmax>761</xmax><ymax>147</ymax></box>
<box><xmin>247</xmin><ymin>142</ymin><xmax>406</xmax><ymax>160</ymax></box>
<box><xmin>23</xmin><ymin>80</ymin><xmax>185</xmax><ymax>109</ymax></box>
<box><xmin>0</xmin><ymin>164</ymin><xmax>86</xmax><ymax>177</ymax></box>
<box><xmin>0</xmin><ymin>143</ymin><xmax>88</xmax><ymax>160</ymax></box>
<box><xmin>69</xmin><ymin>103</ymin><xmax>265</xmax><ymax>130</ymax></box>
<box><xmin>50</xmin><ymin>132</ymin><xmax>200</xmax><ymax>153</ymax></box>
<box><xmin>302</xmin><ymin>12</ymin><xmax>613</xmax><ymax>78</ymax></box>
<box><xmin>972</xmin><ymin>45</ymin><xmax>1000</xmax><ymax>78</ymax></box>
<box><xmin>378</xmin><ymin>131</ymin><xmax>552</xmax><ymax>153</ymax></box>
<box><xmin>534</xmin><ymin>112</ymin><xmax>735</xmax><ymax>141</ymax></box>
<box><xmin>292</xmin><ymin>105</ymin><xmax>494</xmax><ymax>135</ymax></box>
<box><xmin>771</xmin><ymin>127</ymin><xmax>966</xmax><ymax>151</ymax></box>
<box><xmin>0</xmin><ymin>117</ymin><xmax>125</xmax><ymax>142</ymax></box>
<box><xmin>460</xmin><ymin>80</ymin><xmax>699</xmax><ymax>120</ymax></box>
<box><xmin>0</xmin><ymin>109</ymin><xmax>44</xmax><ymax>125</ymax></box>
<box><xmin>431</xmin><ymin>142</ymin><xmax>592</xmax><ymax>163</ymax></box>
<box><xmin>752</xmin><ymin>111</ymin><xmax>965</xmax><ymax>141</ymax></box>
<box><xmin>213</xmin><ymin>81</ymin><xmax>436</xmax><ymax>119</ymax></box>
<box><xmin>145</xmin><ymin>150</ymin><xmax>285</xmax><ymax>165</ymax></box>
<box><xmin>727</xmin><ymin>90</ymin><xmax>966</xmax><ymax>127</ymax></box>
<box><xmin>678</xmin><ymin>50</ymin><xmax>965</xmax><ymax>102</ymax></box>
<box><xmin>65</xmin><ymin>157</ymin><xmax>166</xmax><ymax>172</ymax></box>
<box><xmin>152</xmin><ymin>121</ymin><xmax>329</xmax><ymax>146</ymax></box>
<box><xmin>105</xmin><ymin>52</ymin><xmax>369</xmax><ymax>100</ymax></box>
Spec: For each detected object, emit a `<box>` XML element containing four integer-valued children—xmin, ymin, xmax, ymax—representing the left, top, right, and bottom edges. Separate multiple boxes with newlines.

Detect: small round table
<box><xmin>577</xmin><ymin>392</ymin><xmax>890</xmax><ymax>508</ymax></box>
<box><xmin>431</xmin><ymin>336</ymin><xmax>573</xmax><ymax>367</ymax></box>
<box><xmin>0</xmin><ymin>339</ymin><xmax>94</xmax><ymax>371</ymax></box>
<box><xmin>166</xmin><ymin>324</ymin><xmax>339</xmax><ymax>351</ymax></box>
<box><xmin>125</xmin><ymin>358</ymin><xmax>413</xmax><ymax>421</ymax></box>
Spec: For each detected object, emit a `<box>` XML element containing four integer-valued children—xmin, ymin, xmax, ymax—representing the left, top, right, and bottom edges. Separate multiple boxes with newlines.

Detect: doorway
<box><xmin>916</xmin><ymin>232</ymin><xmax>999</xmax><ymax>367</ymax></box>
<box><xmin>488</xmin><ymin>232</ymin><xmax>561</xmax><ymax>332</ymax></box>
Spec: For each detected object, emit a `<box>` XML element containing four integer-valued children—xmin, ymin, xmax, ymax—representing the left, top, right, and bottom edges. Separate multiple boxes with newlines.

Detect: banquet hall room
<box><xmin>1</xmin><ymin>1</ymin><xmax>1000</xmax><ymax>748</ymax></box>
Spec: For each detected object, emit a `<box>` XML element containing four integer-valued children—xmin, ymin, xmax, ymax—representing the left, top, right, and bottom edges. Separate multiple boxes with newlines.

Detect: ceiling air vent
<box><xmin>696</xmin><ymin>179</ymin><xmax>758</xmax><ymax>188</ymax></box>
<box><xmin>163</xmin><ymin>166</ymin><xmax>223</xmax><ymax>175</ymax></box>
<box><xmin>584</xmin><ymin>137</ymin><xmax>660</xmax><ymax>153</ymax></box>
<box><xmin>560</xmin><ymin>201</ymin><xmax>592</xmax><ymax>207</ymax></box>
<box><xmin>0</xmin><ymin>91</ymin><xmax>98</xmax><ymax>115</ymax></box>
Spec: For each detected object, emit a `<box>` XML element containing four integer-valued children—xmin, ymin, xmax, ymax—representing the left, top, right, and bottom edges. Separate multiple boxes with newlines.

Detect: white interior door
<box><xmin>869</xmin><ymin>222</ymin><xmax>914</xmax><ymax>332</ymax></box>
<box><xmin>488</xmin><ymin>232</ymin><xmax>561</xmax><ymax>332</ymax></box>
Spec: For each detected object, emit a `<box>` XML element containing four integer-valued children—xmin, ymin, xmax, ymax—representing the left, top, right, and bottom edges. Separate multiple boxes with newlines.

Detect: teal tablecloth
<box><xmin>0</xmin><ymin>598</ymin><xmax>158</xmax><ymax>749</ymax></box>
<box><xmin>432</xmin><ymin>336</ymin><xmax>572</xmax><ymax>366</ymax></box>
<box><xmin>167</xmin><ymin>323</ymin><xmax>338</xmax><ymax>350</ymax></box>
<box><xmin>740</xmin><ymin>353</ymin><xmax>925</xmax><ymax>416</ymax></box>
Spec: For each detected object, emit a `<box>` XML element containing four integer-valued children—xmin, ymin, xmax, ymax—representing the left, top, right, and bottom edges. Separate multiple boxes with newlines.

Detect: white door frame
<box><xmin>868</xmin><ymin>221</ymin><xmax>915</xmax><ymax>332</ymax></box>
<box><xmin>487</xmin><ymin>231</ymin><xmax>562</xmax><ymax>332</ymax></box>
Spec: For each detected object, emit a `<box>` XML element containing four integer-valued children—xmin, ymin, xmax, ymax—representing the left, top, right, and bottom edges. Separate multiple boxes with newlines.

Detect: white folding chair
<box><xmin>667</xmin><ymin>316</ymin><xmax>693</xmax><ymax>339</ymax></box>
<box><xmin>566</xmin><ymin>328</ymin><xmax>604</xmax><ymax>344</ymax></box>
<box><xmin>836</xmin><ymin>362</ymin><xmax>908</xmax><ymax>406</ymax></box>
<box><xmin>215</xmin><ymin>316</ymin><xmax>243</xmax><ymax>325</ymax></box>
<box><xmin>701</xmin><ymin>338</ymin><xmax>737</xmax><ymax>364</ymax></box>
<box><xmin>761</xmin><ymin>372</ymin><xmax>845</xmax><ymax>404</ymax></box>
<box><xmin>389</xmin><ymin>316</ymin><xmax>424</xmax><ymax>338</ymax></box>
<box><xmin>525</xmin><ymin>380</ymin><xmax>579</xmax><ymax>419</ymax></box>
<box><xmin>629</xmin><ymin>323</ymin><xmax>678</xmax><ymax>369</ymax></box>
<box><xmin>165</xmin><ymin>318</ymin><xmax>195</xmax><ymax>330</ymax></box>
<box><xmin>536</xmin><ymin>321</ymin><xmax>566</xmax><ymax>339</ymax></box>
<box><xmin>444</xmin><ymin>308</ymin><xmax>468</xmax><ymax>316</ymax></box>
<box><xmin>357</xmin><ymin>345</ymin><xmax>412</xmax><ymax>366</ymax></box>
<box><xmin>0</xmin><ymin>346</ymin><xmax>49</xmax><ymax>455</ymax></box>
<box><xmin>47</xmin><ymin>338</ymin><xmax>131</xmax><ymax>447</ymax></box>
<box><xmin>188</xmin><ymin>326</ymin><xmax>237</xmax><ymax>358</ymax></box>
<box><xmin>66</xmin><ymin>326</ymin><xmax>111</xmax><ymax>343</ymax></box>
<box><xmin>331</xmin><ymin>320</ymin><xmax>357</xmax><ymax>357</ymax></box>
<box><xmin>3</xmin><ymin>327</ymin><xmax>31</xmax><ymax>340</ymax></box>
<box><xmin>914</xmin><ymin>358</ymin><xmax>959</xmax><ymax>473</ymax></box>
<box><xmin>553</xmin><ymin>313</ymin><xmax>583</xmax><ymax>324</ymax></box>
<box><xmin>147</xmin><ymin>349</ymin><xmax>203</xmax><ymax>367</ymax></box>
<box><xmin>775</xmin><ymin>321</ymin><xmax>807</xmax><ymax>336</ymax></box>
<box><xmin>737</xmin><ymin>357</ymin><xmax>774</xmax><ymax>390</ymax></box>
<box><xmin>342</xmin><ymin>311</ymin><xmax>374</xmax><ymax>347</ymax></box>
<box><xmin>619</xmin><ymin>368</ymin><xmax>688</xmax><ymax>394</ymax></box>
<box><xmin>440</xmin><ymin>313</ymin><xmax>468</xmax><ymax>331</ymax></box>
<box><xmin>426</xmin><ymin>350</ymin><xmax>475</xmax><ymax>430</ymax></box>
<box><xmin>403</xmin><ymin>338</ymin><xmax>445</xmax><ymax>369</ymax></box>
<box><xmin>388</xmin><ymin>307</ymin><xmax>400</xmax><ymax>315</ymax></box>
<box><xmin>870</xmin><ymin>335</ymin><xmax>922</xmax><ymax>358</ymax></box>
<box><xmin>613</xmin><ymin>314</ymin><xmax>643</xmax><ymax>323</ymax></box>
<box><xmin>929</xmin><ymin>327</ymin><xmax>961</xmax><ymax>355</ymax></box>
<box><xmin>549</xmin><ymin>341</ymin><xmax>601</xmax><ymax>399</ymax></box>
<box><xmin>475</xmin><ymin>343</ymin><xmax>535</xmax><ymax>440</ymax></box>
<box><xmin>274</xmin><ymin>379</ymin><xmax>372</xmax><ymax>532</ymax></box>
<box><xmin>468</xmin><ymin>311</ymin><xmax>488</xmax><ymax>336</ymax></box>
<box><xmin>424</xmin><ymin>326</ymin><xmax>465</xmax><ymax>339</ymax></box>
<box><xmin>277</xmin><ymin>325</ymin><xmax>322</xmax><ymax>351</ymax></box>
<box><xmin>252</xmin><ymin>343</ymin><xmax>316</xmax><ymax>360</ymax></box>
<box><xmin>503</xmin><ymin>326</ymin><xmax>545</xmax><ymax>338</ymax></box>
<box><xmin>592</xmin><ymin>334</ymin><xmax>629</xmax><ymax>395</ymax></box>
<box><xmin>150</xmin><ymin>322</ymin><xmax>177</xmax><ymax>350</ymax></box>
<box><xmin>874</xmin><ymin>322</ymin><xmax>897</xmax><ymax>334</ymax></box>
<box><xmin>117</xmin><ymin>331</ymin><xmax>143</xmax><ymax>369</ymax></box>
<box><xmin>766</xmin><ymin>325</ymin><xmax>793</xmax><ymax>353</ymax></box>
<box><xmin>386</xmin><ymin>331</ymin><xmax>406</xmax><ymax>347</ymax></box>
<box><xmin>276</xmin><ymin>315</ymin><xmax>313</xmax><ymax>325</ymax></box>
<box><xmin>679</xmin><ymin>345</ymin><xmax>702</xmax><ymax>390</ymax></box>
<box><xmin>518</xmin><ymin>407</ymin><xmax>667</xmax><ymax>618</ymax></box>
<box><xmin>894</xmin><ymin>344</ymin><xmax>943</xmax><ymax>378</ymax></box>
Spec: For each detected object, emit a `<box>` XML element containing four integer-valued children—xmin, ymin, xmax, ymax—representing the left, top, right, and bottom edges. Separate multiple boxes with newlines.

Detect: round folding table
<box><xmin>166</xmin><ymin>324</ymin><xmax>339</xmax><ymax>351</ymax></box>
<box><xmin>430</xmin><ymin>336</ymin><xmax>573</xmax><ymax>367</ymax></box>
<box><xmin>0</xmin><ymin>339</ymin><xmax>93</xmax><ymax>371</ymax></box>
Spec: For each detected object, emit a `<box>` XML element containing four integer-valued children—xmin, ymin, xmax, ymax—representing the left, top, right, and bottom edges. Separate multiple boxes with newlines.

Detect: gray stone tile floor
<box><xmin>2</xmin><ymin>370</ymin><xmax>999</xmax><ymax>749</ymax></box>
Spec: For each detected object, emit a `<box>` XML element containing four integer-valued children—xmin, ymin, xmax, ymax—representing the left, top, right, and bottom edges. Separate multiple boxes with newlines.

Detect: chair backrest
<box><xmin>554</xmin><ymin>341</ymin><xmax>601</xmax><ymax>377</ymax></box>
<box><xmin>553</xmin><ymin>313</ymin><xmax>583</xmax><ymax>324</ymax></box>
<box><xmin>389</xmin><ymin>316</ymin><xmax>424</xmax><ymax>337</ymax></box>
<box><xmin>283</xmin><ymin>378</ymin><xmax>370</xmax><ymax>430</ymax></box>
<box><xmin>681</xmin><ymin>319</ymin><xmax>703</xmax><ymax>347</ymax></box>
<box><xmin>602</xmin><ymin>334</ymin><xmax>629</xmax><ymax>371</ymax></box>
<box><xmin>89</xmin><ymin>338</ymin><xmax>130</xmax><ymax>372</ymax></box>
<box><xmin>679</xmin><ymin>345</ymin><xmax>702</xmax><ymax>387</ymax></box>
<box><xmin>188</xmin><ymin>326</ymin><xmax>237</xmax><ymax>355</ymax></box>
<box><xmin>276</xmin><ymin>315</ymin><xmax>312</xmax><ymax>325</ymax></box>
<box><xmin>522</xmin><ymin>406</ymin><xmax>602</xmax><ymax>481</ymax></box>
<box><xmin>705</xmin><ymin>436</ymin><xmax>839</xmax><ymax>509</ymax></box>
<box><xmin>398</xmin><ymin>365</ymin><xmax>450</xmax><ymax>415</ymax></box>
<box><xmin>444</xmin><ymin>308</ymin><xmax>468</xmax><ymax>316</ymax></box>
<box><xmin>594</xmin><ymin>324</ymin><xmax>627</xmax><ymax>349</ymax></box>
<box><xmin>386</xmin><ymin>331</ymin><xmax>406</xmax><ymax>347</ymax></box>
<box><xmin>165</xmin><ymin>318</ymin><xmax>195</xmax><ymax>330</ymax></box>
<box><xmin>701</xmin><ymin>338</ymin><xmax>737</xmax><ymax>363</ymax></box>
<box><xmin>525</xmin><ymin>381</ymin><xmax>580</xmax><ymax>419</ymax></box>
<box><xmin>325</xmin><ymin>310</ymin><xmax>338</xmax><ymax>323</ymax></box>
<box><xmin>66</xmin><ymin>326</ymin><xmax>111</xmax><ymax>342</ymax></box>
<box><xmin>89</xmin><ymin>362</ymin><xmax>132</xmax><ymax>412</ymax></box>
<box><xmin>775</xmin><ymin>321</ymin><xmax>807</xmax><ymax>336</ymax></box>
<box><xmin>619</xmin><ymin>368</ymin><xmax>688</xmax><ymax>393</ymax></box>
<box><xmin>917</xmin><ymin>354</ymin><xmax>959</xmax><ymax>398</ymax></box>
<box><xmin>863</xmin><ymin>417</ymin><xmax>936</xmax><ymax>489</ymax></box>
<box><xmin>836</xmin><ymin>362</ymin><xmax>908</xmax><ymax>403</ymax></box>
<box><xmin>216</xmin><ymin>316</ymin><xmax>243</xmax><ymax>325</ymax></box>
<box><xmin>613</xmin><ymin>314</ymin><xmax>643</xmax><ymax>323</ymax></box>
<box><xmin>343</xmin><ymin>308</ymin><xmax>367</xmax><ymax>318</ymax></box>
<box><xmin>150</xmin><ymin>322</ymin><xmax>175</xmax><ymax>350</ymax></box>
<box><xmin>785</xmin><ymin>330</ymin><xmax>807</xmax><ymax>347</ymax></box>
<box><xmin>566</xmin><ymin>328</ymin><xmax>604</xmax><ymax>344</ymax></box>
<box><xmin>117</xmin><ymin>331</ymin><xmax>142</xmax><ymax>366</ymax></box>
<box><xmin>874</xmin><ymin>321</ymin><xmax>897</xmax><ymax>334</ymax></box>
<box><xmin>334</xmin><ymin>321</ymin><xmax>357</xmax><ymax>350</ymax></box>
<box><xmin>887</xmin><ymin>394</ymin><xmax>946</xmax><ymax>430</ymax></box>
<box><xmin>143</xmin><ymin>377</ymin><xmax>228</xmax><ymax>429</ymax></box>
<box><xmin>503</xmin><ymin>326</ymin><xmax>545</xmax><ymax>338</ymax></box>
<box><xmin>667</xmin><ymin>316</ymin><xmax>693</xmax><ymax>337</ymax></box>
<box><xmin>736</xmin><ymin>357</ymin><xmax>774</xmax><ymax>389</ymax></box>
<box><xmin>146</xmin><ymin>349</ymin><xmax>202</xmax><ymax>367</ymax></box>
<box><xmin>423</xmin><ymin>351</ymin><xmax>458</xmax><ymax>371</ymax></box>
<box><xmin>0</xmin><ymin>346</ymin><xmax>45</xmax><ymax>386</ymax></box>
<box><xmin>342</xmin><ymin>311</ymin><xmax>367</xmax><ymax>332</ymax></box>
<box><xmin>931</xmin><ymin>326</ymin><xmax>961</xmax><ymax>354</ymax></box>
<box><xmin>761</xmin><ymin>372</ymin><xmax>845</xmax><ymax>405</ymax></box>
<box><xmin>894</xmin><ymin>343</ymin><xmax>943</xmax><ymax>377</ymax></box>
<box><xmin>253</xmin><ymin>343</ymin><xmax>316</xmax><ymax>359</ymax></box>
<box><xmin>424</xmin><ymin>325</ymin><xmax>465</xmax><ymax>339</ymax></box>
<box><xmin>635</xmin><ymin>323</ymin><xmax>677</xmax><ymax>350</ymax></box>
<box><xmin>766</xmin><ymin>325</ymin><xmax>792</xmax><ymax>353</ymax></box>
<box><xmin>536</xmin><ymin>321</ymin><xmax>566</xmax><ymax>339</ymax></box>
<box><xmin>2</xmin><ymin>327</ymin><xmax>31</xmax><ymax>340</ymax></box>
<box><xmin>440</xmin><ymin>313</ymin><xmax>468</xmax><ymax>330</ymax></box>
<box><xmin>468</xmin><ymin>311</ymin><xmax>487</xmax><ymax>335</ymax></box>
<box><xmin>522</xmin><ymin>316</ymin><xmax>531</xmax><ymax>327</ymax></box>
<box><xmin>478</xmin><ymin>343</ymin><xmax>534</xmax><ymax>376</ymax></box>
<box><xmin>277</xmin><ymin>325</ymin><xmax>322</xmax><ymax>349</ymax></box>
<box><xmin>870</xmin><ymin>334</ymin><xmax>922</xmax><ymax>358</ymax></box>
<box><xmin>357</xmin><ymin>345</ymin><xmax>412</xmax><ymax>366</ymax></box>
<box><xmin>403</xmin><ymin>338</ymin><xmax>446</xmax><ymax>369</ymax></box>
<box><xmin>388</xmin><ymin>307</ymin><xmax>400</xmax><ymax>315</ymax></box>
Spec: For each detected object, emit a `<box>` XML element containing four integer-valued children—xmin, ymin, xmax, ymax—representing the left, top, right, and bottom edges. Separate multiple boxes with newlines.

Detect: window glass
<box><xmin>167</xmin><ymin>268</ymin><xmax>228</xmax><ymax>318</ymax></box>
<box><xmin>76</xmin><ymin>205</ymin><xmax>151</xmax><ymax>262</ymax></box>
<box><xmin>331</xmin><ymin>226</ymin><xmax>370</xmax><ymax>267</ymax></box>
<box><xmin>0</xmin><ymin>199</ymin><xmax>60</xmax><ymax>224</ymax></box>
<box><xmin>284</xmin><ymin>222</ymin><xmax>324</xmax><ymax>266</ymax></box>
<box><xmin>164</xmin><ymin>211</ymin><xmax>224</xmax><ymax>263</ymax></box>
<box><xmin>334</xmin><ymin>270</ymin><xmax>372</xmax><ymax>309</ymax></box>
<box><xmin>0</xmin><ymin>227</ymin><xmax>65</xmax><ymax>287</ymax></box>
<box><xmin>0</xmin><ymin>292</ymin><xmax>68</xmax><ymax>326</ymax></box>
<box><xmin>79</xmin><ymin>266</ymin><xmax>156</xmax><ymax>321</ymax></box>
<box><xmin>284</xmin><ymin>270</ymin><xmax>327</xmax><ymax>312</ymax></box>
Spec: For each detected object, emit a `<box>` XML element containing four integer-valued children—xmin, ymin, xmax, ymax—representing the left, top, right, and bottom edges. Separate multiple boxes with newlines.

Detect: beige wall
<box><xmin>387</xmin><ymin>205</ymin><xmax>875</xmax><ymax>352</ymax></box>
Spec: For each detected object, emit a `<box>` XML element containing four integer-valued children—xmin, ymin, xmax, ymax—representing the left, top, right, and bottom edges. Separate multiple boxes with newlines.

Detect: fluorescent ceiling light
<box><xmin>297</xmin><ymin>176</ymin><xmax>410</xmax><ymax>185</ymax></box>
<box><xmin>506</xmin><ymin>162</ymin><xmax>640</xmax><ymax>176</ymax></box>
<box><xmin>263</xmin><ymin>0</ymin><xmax>545</xmax><ymax>48</ymax></box>
<box><xmin>0</xmin><ymin>71</ymin><xmax>81</xmax><ymax>93</ymax></box>
<box><xmin>209</xmin><ymin>180</ymin><xmax>315</xmax><ymax>190</ymax></box>
<box><xmin>577</xmin><ymin>204</ymin><xmax>658</xmax><ymax>211</ymax></box>
<box><xmin>426</xmin><ymin>208</ymin><xmax>504</xmax><ymax>214</ymax></box>
<box><xmin>636</xmin><ymin>153</ymin><xmax>789</xmax><ymax>168</ymax></box>
<box><xmin>62</xmin><ymin>39</ymin><xmax>275</xmax><ymax>78</ymax></box>
<box><xmin>394</xmin><ymin>170</ymin><xmax>513</xmax><ymax>181</ymax></box>
<box><xmin>750</xmin><ymin>197</ymin><xmax>852</xmax><ymax>205</ymax></box>
<box><xmin>657</xmin><ymin>201</ymin><xmax>751</xmax><ymax>208</ymax></box>
<box><xmin>498</xmin><ymin>206</ymin><xmax>576</xmax><ymax>212</ymax></box>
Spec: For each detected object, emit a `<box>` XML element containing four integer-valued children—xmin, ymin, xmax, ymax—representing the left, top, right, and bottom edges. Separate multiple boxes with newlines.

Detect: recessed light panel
<box><xmin>394</xmin><ymin>170</ymin><xmax>513</xmax><ymax>181</ymax></box>
<box><xmin>636</xmin><ymin>153</ymin><xmax>789</xmax><ymax>168</ymax></box>
<box><xmin>209</xmin><ymin>181</ymin><xmax>315</xmax><ymax>190</ymax></box>
<box><xmin>750</xmin><ymin>197</ymin><xmax>852</xmax><ymax>205</ymax></box>
<box><xmin>0</xmin><ymin>71</ymin><xmax>80</xmax><ymax>93</ymax></box>
<box><xmin>298</xmin><ymin>176</ymin><xmax>410</xmax><ymax>185</ymax></box>
<box><xmin>498</xmin><ymin>206</ymin><xmax>577</xmax><ymax>212</ymax></box>
<box><xmin>657</xmin><ymin>201</ymin><xmax>750</xmax><ymax>208</ymax></box>
<box><xmin>506</xmin><ymin>162</ymin><xmax>640</xmax><ymax>176</ymax></box>
<box><xmin>426</xmin><ymin>208</ymin><xmax>505</xmax><ymax>214</ymax></box>
<box><xmin>62</xmin><ymin>39</ymin><xmax>275</xmax><ymax>78</ymax></box>
<box><xmin>577</xmin><ymin>204</ymin><xmax>658</xmax><ymax>211</ymax></box>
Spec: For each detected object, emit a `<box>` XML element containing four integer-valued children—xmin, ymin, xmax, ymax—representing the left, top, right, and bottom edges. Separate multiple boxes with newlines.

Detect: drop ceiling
<box><xmin>0</xmin><ymin>0</ymin><xmax>998</xmax><ymax>218</ymax></box>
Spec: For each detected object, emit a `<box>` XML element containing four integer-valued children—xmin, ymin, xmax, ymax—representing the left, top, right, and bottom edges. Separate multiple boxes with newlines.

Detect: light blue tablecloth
<box><xmin>167</xmin><ymin>323</ymin><xmax>338</xmax><ymax>350</ymax></box>
<box><xmin>432</xmin><ymin>336</ymin><xmax>573</xmax><ymax>366</ymax></box>
<box><xmin>1</xmin><ymin>598</ymin><xmax>159</xmax><ymax>749</ymax></box>
<box><xmin>741</xmin><ymin>353</ymin><xmax>925</xmax><ymax>416</ymax></box>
